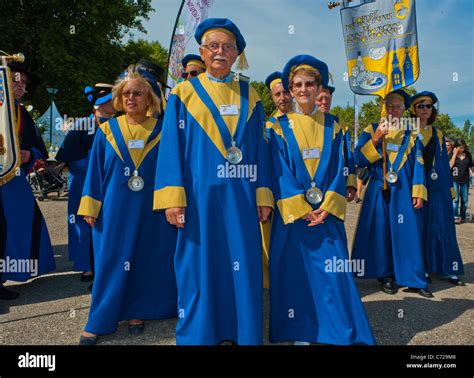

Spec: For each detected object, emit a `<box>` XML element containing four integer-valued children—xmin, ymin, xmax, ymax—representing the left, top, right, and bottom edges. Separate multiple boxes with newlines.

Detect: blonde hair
<box><xmin>112</xmin><ymin>65</ymin><xmax>161</xmax><ymax>116</ymax></box>
<box><xmin>289</xmin><ymin>66</ymin><xmax>322</xmax><ymax>88</ymax></box>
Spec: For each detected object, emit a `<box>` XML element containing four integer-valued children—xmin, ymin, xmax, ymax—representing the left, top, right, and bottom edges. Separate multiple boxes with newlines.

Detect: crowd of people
<box><xmin>0</xmin><ymin>17</ymin><xmax>470</xmax><ymax>346</ymax></box>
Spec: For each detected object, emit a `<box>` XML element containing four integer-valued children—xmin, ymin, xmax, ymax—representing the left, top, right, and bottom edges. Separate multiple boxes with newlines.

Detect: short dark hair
<box><xmin>454</xmin><ymin>139</ymin><xmax>470</xmax><ymax>153</ymax></box>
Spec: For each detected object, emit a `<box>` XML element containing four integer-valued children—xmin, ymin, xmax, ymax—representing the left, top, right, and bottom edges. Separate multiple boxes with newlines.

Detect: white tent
<box><xmin>36</xmin><ymin>101</ymin><xmax>66</xmax><ymax>149</ymax></box>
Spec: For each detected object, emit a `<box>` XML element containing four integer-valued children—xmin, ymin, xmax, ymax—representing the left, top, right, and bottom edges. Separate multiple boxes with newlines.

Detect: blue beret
<box><xmin>84</xmin><ymin>84</ymin><xmax>113</xmax><ymax>106</ymax></box>
<box><xmin>386</xmin><ymin>89</ymin><xmax>411</xmax><ymax>109</ymax></box>
<box><xmin>119</xmin><ymin>66</ymin><xmax>162</xmax><ymax>100</ymax></box>
<box><xmin>410</xmin><ymin>91</ymin><xmax>438</xmax><ymax>106</ymax></box>
<box><xmin>181</xmin><ymin>54</ymin><xmax>205</xmax><ymax>69</ymax></box>
<box><xmin>281</xmin><ymin>55</ymin><xmax>329</xmax><ymax>90</ymax></box>
<box><xmin>325</xmin><ymin>85</ymin><xmax>335</xmax><ymax>95</ymax></box>
<box><xmin>265</xmin><ymin>71</ymin><xmax>282</xmax><ymax>90</ymax></box>
<box><xmin>194</xmin><ymin>18</ymin><xmax>246</xmax><ymax>54</ymax></box>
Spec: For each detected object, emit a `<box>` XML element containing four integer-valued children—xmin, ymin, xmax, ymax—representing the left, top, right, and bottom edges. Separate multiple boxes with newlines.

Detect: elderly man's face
<box><xmin>315</xmin><ymin>90</ymin><xmax>332</xmax><ymax>114</ymax></box>
<box><xmin>199</xmin><ymin>31</ymin><xmax>238</xmax><ymax>77</ymax></box>
<box><xmin>271</xmin><ymin>82</ymin><xmax>292</xmax><ymax>114</ymax></box>
<box><xmin>385</xmin><ymin>95</ymin><xmax>405</xmax><ymax>119</ymax></box>
<box><xmin>11</xmin><ymin>71</ymin><xmax>27</xmax><ymax>100</ymax></box>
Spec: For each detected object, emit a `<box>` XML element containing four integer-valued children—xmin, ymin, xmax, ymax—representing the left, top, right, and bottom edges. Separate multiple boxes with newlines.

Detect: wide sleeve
<box><xmin>77</xmin><ymin>128</ymin><xmax>106</xmax><ymax>218</ymax></box>
<box><xmin>255</xmin><ymin>101</ymin><xmax>274</xmax><ymax>208</ymax></box>
<box><xmin>319</xmin><ymin>128</ymin><xmax>348</xmax><ymax>221</ymax></box>
<box><xmin>354</xmin><ymin>124</ymin><xmax>383</xmax><ymax>168</ymax></box>
<box><xmin>340</xmin><ymin>120</ymin><xmax>357</xmax><ymax>189</ymax></box>
<box><xmin>153</xmin><ymin>93</ymin><xmax>187</xmax><ymax>210</ymax></box>
<box><xmin>412</xmin><ymin>136</ymin><xmax>428</xmax><ymax>201</ymax></box>
<box><xmin>270</xmin><ymin>124</ymin><xmax>312</xmax><ymax>225</ymax></box>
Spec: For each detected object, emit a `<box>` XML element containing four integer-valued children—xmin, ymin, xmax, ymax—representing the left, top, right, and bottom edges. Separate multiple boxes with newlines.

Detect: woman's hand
<box><xmin>307</xmin><ymin>209</ymin><xmax>329</xmax><ymax>227</ymax></box>
<box><xmin>165</xmin><ymin>207</ymin><xmax>186</xmax><ymax>228</ymax></box>
<box><xmin>258</xmin><ymin>206</ymin><xmax>272</xmax><ymax>223</ymax></box>
<box><xmin>84</xmin><ymin>216</ymin><xmax>97</xmax><ymax>227</ymax></box>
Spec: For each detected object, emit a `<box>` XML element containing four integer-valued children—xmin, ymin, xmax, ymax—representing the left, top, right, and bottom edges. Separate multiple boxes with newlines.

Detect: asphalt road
<box><xmin>1</xmin><ymin>190</ymin><xmax>473</xmax><ymax>345</ymax></box>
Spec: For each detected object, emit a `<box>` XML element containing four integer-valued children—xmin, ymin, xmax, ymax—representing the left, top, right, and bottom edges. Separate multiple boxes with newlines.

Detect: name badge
<box><xmin>302</xmin><ymin>148</ymin><xmax>320</xmax><ymax>159</ymax></box>
<box><xmin>128</xmin><ymin>140</ymin><xmax>144</xmax><ymax>149</ymax></box>
<box><xmin>220</xmin><ymin>105</ymin><xmax>239</xmax><ymax>116</ymax></box>
<box><xmin>386</xmin><ymin>143</ymin><xmax>399</xmax><ymax>152</ymax></box>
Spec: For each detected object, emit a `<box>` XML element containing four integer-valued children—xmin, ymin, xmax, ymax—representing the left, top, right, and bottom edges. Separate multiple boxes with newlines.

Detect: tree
<box><xmin>0</xmin><ymin>0</ymin><xmax>154</xmax><ymax>117</ymax></box>
<box><xmin>250</xmin><ymin>81</ymin><xmax>276</xmax><ymax>119</ymax></box>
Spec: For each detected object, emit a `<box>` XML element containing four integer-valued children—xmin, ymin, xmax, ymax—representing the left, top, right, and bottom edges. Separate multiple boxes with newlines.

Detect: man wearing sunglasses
<box><xmin>181</xmin><ymin>54</ymin><xmax>205</xmax><ymax>81</ymax></box>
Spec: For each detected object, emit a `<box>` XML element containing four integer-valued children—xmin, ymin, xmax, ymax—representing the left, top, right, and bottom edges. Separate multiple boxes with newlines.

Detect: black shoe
<box><xmin>0</xmin><ymin>285</ymin><xmax>19</xmax><ymax>300</ymax></box>
<box><xmin>406</xmin><ymin>287</ymin><xmax>434</xmax><ymax>298</ymax></box>
<box><xmin>80</xmin><ymin>273</ymin><xmax>94</xmax><ymax>282</ymax></box>
<box><xmin>442</xmin><ymin>277</ymin><xmax>466</xmax><ymax>286</ymax></box>
<box><xmin>79</xmin><ymin>334</ymin><xmax>98</xmax><ymax>345</ymax></box>
<box><xmin>381</xmin><ymin>278</ymin><xmax>397</xmax><ymax>295</ymax></box>
<box><xmin>128</xmin><ymin>323</ymin><xmax>145</xmax><ymax>335</ymax></box>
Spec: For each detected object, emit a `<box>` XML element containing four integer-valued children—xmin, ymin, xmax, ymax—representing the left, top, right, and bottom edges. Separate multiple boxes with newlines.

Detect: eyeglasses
<box><xmin>202</xmin><ymin>42</ymin><xmax>237</xmax><ymax>53</ymax></box>
<box><xmin>416</xmin><ymin>104</ymin><xmax>433</xmax><ymax>109</ymax></box>
<box><xmin>291</xmin><ymin>81</ymin><xmax>316</xmax><ymax>90</ymax></box>
<box><xmin>122</xmin><ymin>91</ymin><xmax>144</xmax><ymax>98</ymax></box>
<box><xmin>181</xmin><ymin>70</ymin><xmax>200</xmax><ymax>79</ymax></box>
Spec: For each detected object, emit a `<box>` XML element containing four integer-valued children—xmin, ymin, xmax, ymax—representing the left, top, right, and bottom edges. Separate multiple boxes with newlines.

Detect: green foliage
<box><xmin>0</xmin><ymin>0</ymin><xmax>156</xmax><ymax>117</ymax></box>
<box><xmin>250</xmin><ymin>81</ymin><xmax>276</xmax><ymax>119</ymax></box>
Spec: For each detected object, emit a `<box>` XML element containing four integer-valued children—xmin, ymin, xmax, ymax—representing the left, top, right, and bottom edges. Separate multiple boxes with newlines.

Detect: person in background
<box><xmin>315</xmin><ymin>86</ymin><xmax>358</xmax><ymax>202</ymax></box>
<box><xmin>260</xmin><ymin>71</ymin><xmax>293</xmax><ymax>290</ymax></box>
<box><xmin>181</xmin><ymin>54</ymin><xmax>206</xmax><ymax>81</ymax></box>
<box><xmin>55</xmin><ymin>83</ymin><xmax>115</xmax><ymax>286</ymax></box>
<box><xmin>352</xmin><ymin>89</ymin><xmax>431</xmax><ymax>298</ymax></box>
<box><xmin>450</xmin><ymin>139</ymin><xmax>473</xmax><ymax>224</ymax></box>
<box><xmin>0</xmin><ymin>62</ymin><xmax>55</xmax><ymax>300</ymax></box>
<box><xmin>410</xmin><ymin>91</ymin><xmax>465</xmax><ymax>286</ymax></box>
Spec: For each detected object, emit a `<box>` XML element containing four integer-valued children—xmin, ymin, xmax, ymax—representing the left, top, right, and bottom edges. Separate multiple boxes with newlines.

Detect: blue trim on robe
<box><xmin>352</xmin><ymin>124</ymin><xmax>428</xmax><ymax>288</ymax></box>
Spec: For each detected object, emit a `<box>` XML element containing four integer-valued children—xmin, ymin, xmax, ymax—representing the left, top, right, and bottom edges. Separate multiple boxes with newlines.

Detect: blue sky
<box><xmin>130</xmin><ymin>0</ymin><xmax>474</xmax><ymax>128</ymax></box>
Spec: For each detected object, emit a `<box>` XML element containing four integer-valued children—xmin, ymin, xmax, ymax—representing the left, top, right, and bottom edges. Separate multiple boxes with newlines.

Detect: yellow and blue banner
<box><xmin>340</xmin><ymin>0</ymin><xmax>419</xmax><ymax>98</ymax></box>
<box><xmin>0</xmin><ymin>61</ymin><xmax>20</xmax><ymax>186</ymax></box>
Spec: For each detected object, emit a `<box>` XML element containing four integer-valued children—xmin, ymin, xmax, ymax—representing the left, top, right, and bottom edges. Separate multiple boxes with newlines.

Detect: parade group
<box><xmin>1</xmin><ymin>17</ymin><xmax>470</xmax><ymax>346</ymax></box>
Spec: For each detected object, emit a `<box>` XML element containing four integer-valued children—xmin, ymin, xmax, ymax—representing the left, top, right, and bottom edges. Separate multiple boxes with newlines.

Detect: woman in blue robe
<box><xmin>410</xmin><ymin>91</ymin><xmax>465</xmax><ymax>286</ymax></box>
<box><xmin>352</xmin><ymin>90</ymin><xmax>431</xmax><ymax>298</ymax></box>
<box><xmin>56</xmin><ymin>84</ymin><xmax>114</xmax><ymax>278</ymax></box>
<box><xmin>268</xmin><ymin>55</ymin><xmax>375</xmax><ymax>345</ymax></box>
<box><xmin>77</xmin><ymin>66</ymin><xmax>177</xmax><ymax>345</ymax></box>
<box><xmin>1</xmin><ymin>62</ymin><xmax>55</xmax><ymax>300</ymax></box>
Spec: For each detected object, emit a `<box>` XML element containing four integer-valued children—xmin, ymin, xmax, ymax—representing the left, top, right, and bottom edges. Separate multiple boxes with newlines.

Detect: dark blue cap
<box><xmin>195</xmin><ymin>18</ymin><xmax>246</xmax><ymax>54</ymax></box>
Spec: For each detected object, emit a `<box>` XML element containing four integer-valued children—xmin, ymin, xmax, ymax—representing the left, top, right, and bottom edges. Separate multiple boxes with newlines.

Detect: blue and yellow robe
<box><xmin>268</xmin><ymin>111</ymin><xmax>375</xmax><ymax>345</ymax></box>
<box><xmin>154</xmin><ymin>73</ymin><xmax>273</xmax><ymax>345</ymax></box>
<box><xmin>418</xmin><ymin>126</ymin><xmax>464</xmax><ymax>277</ymax></box>
<box><xmin>56</xmin><ymin>114</ymin><xmax>102</xmax><ymax>272</ymax></box>
<box><xmin>0</xmin><ymin>103</ymin><xmax>55</xmax><ymax>282</ymax></box>
<box><xmin>78</xmin><ymin>115</ymin><xmax>177</xmax><ymax>335</ymax></box>
<box><xmin>352</xmin><ymin>124</ymin><xmax>428</xmax><ymax>288</ymax></box>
